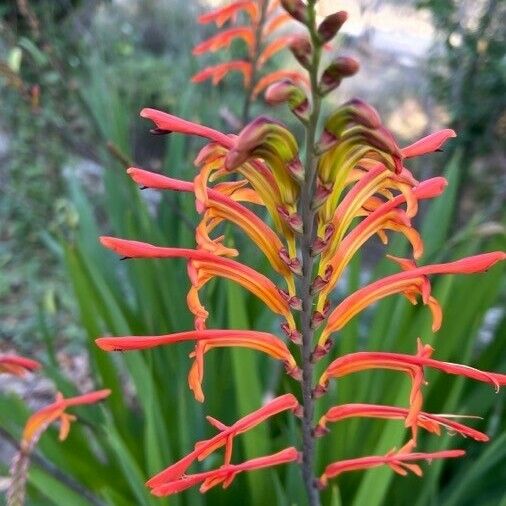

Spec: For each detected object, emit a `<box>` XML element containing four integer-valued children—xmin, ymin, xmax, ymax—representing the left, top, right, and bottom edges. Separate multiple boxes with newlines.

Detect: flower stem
<box><xmin>242</xmin><ymin>0</ymin><xmax>269</xmax><ymax>125</ymax></box>
<box><xmin>299</xmin><ymin>2</ymin><xmax>323</xmax><ymax>505</ymax></box>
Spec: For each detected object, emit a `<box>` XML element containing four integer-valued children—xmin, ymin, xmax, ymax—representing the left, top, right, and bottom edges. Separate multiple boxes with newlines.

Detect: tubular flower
<box><xmin>0</xmin><ymin>354</ymin><xmax>40</xmax><ymax>376</ymax></box>
<box><xmin>150</xmin><ymin>447</ymin><xmax>300</xmax><ymax>496</ymax></box>
<box><xmin>315</xmin><ymin>403</ymin><xmax>489</xmax><ymax>442</ymax></box>
<box><xmin>147</xmin><ymin>394</ymin><xmax>299</xmax><ymax>487</ymax></box>
<box><xmin>96</xmin><ymin>330</ymin><xmax>299</xmax><ymax>402</ymax></box>
<box><xmin>318</xmin><ymin>252</ymin><xmax>506</xmax><ymax>344</ymax></box>
<box><xmin>319</xmin><ymin>442</ymin><xmax>465</xmax><ymax>488</ymax></box>
<box><xmin>193</xmin><ymin>0</ymin><xmax>305</xmax><ymax>112</ymax></box>
<box><xmin>100</xmin><ymin>236</ymin><xmax>296</xmax><ymax>325</ymax></box>
<box><xmin>21</xmin><ymin>390</ymin><xmax>111</xmax><ymax>448</ymax></box>
<box><xmin>316</xmin><ymin>340</ymin><xmax>506</xmax><ymax>397</ymax></box>
<box><xmin>94</xmin><ymin>3</ymin><xmax>506</xmax><ymax>500</ymax></box>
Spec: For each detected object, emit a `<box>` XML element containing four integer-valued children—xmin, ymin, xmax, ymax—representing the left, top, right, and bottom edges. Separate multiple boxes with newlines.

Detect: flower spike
<box><xmin>93</xmin><ymin>8</ymin><xmax>506</xmax><ymax>500</ymax></box>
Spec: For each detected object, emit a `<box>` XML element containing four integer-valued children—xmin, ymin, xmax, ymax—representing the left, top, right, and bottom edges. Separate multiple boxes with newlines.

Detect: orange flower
<box><xmin>315</xmin><ymin>403</ymin><xmax>489</xmax><ymax>442</ymax></box>
<box><xmin>140</xmin><ymin>108</ymin><xmax>232</xmax><ymax>146</ymax></box>
<box><xmin>21</xmin><ymin>390</ymin><xmax>110</xmax><ymax>449</ymax></box>
<box><xmin>318</xmin><ymin>252</ymin><xmax>506</xmax><ymax>345</ymax></box>
<box><xmin>317</xmin><ymin>343</ymin><xmax>506</xmax><ymax>396</ymax></box>
<box><xmin>401</xmin><ymin>129</ymin><xmax>456</xmax><ymax>158</ymax></box>
<box><xmin>252</xmin><ymin>70</ymin><xmax>309</xmax><ymax>99</ymax></box>
<box><xmin>99</xmin><ymin>236</ymin><xmax>295</xmax><ymax>322</ymax></box>
<box><xmin>0</xmin><ymin>354</ymin><xmax>40</xmax><ymax>377</ymax></box>
<box><xmin>149</xmin><ymin>447</ymin><xmax>299</xmax><ymax>496</ymax></box>
<box><xmin>96</xmin><ymin>329</ymin><xmax>299</xmax><ymax>402</ymax></box>
<box><xmin>314</xmin><ymin>177</ymin><xmax>448</xmax><ymax>312</ymax></box>
<box><xmin>319</xmin><ymin>441</ymin><xmax>465</xmax><ymax>488</ymax></box>
<box><xmin>126</xmin><ymin>168</ymin><xmax>294</xmax><ymax>283</ymax></box>
<box><xmin>147</xmin><ymin>394</ymin><xmax>299</xmax><ymax>487</ymax></box>
<box><xmin>192</xmin><ymin>61</ymin><xmax>253</xmax><ymax>87</ymax></box>
<box><xmin>193</xmin><ymin>27</ymin><xmax>255</xmax><ymax>56</ymax></box>
<box><xmin>198</xmin><ymin>0</ymin><xmax>260</xmax><ymax>27</ymax></box>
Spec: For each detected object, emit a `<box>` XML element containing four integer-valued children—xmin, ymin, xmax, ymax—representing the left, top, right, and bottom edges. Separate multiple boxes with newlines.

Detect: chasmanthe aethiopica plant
<box><xmin>3</xmin><ymin>1</ymin><xmax>505</xmax><ymax>506</ymax></box>
<box><xmin>93</xmin><ymin>1</ymin><xmax>506</xmax><ymax>504</ymax></box>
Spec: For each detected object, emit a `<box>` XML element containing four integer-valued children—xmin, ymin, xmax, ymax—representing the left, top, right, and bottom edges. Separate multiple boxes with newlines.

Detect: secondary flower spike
<box><xmin>193</xmin><ymin>0</ymin><xmax>305</xmax><ymax>118</ymax></box>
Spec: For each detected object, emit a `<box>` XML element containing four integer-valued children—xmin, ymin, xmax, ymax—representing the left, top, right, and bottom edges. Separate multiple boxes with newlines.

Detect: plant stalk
<box><xmin>241</xmin><ymin>0</ymin><xmax>269</xmax><ymax>125</ymax></box>
<box><xmin>299</xmin><ymin>1</ymin><xmax>323</xmax><ymax>505</ymax></box>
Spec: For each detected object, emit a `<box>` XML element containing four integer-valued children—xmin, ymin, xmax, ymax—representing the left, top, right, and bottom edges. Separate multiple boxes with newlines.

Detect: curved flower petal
<box><xmin>252</xmin><ymin>70</ymin><xmax>309</xmax><ymax>99</ymax></box>
<box><xmin>314</xmin><ymin>179</ymin><xmax>447</xmax><ymax>311</ymax></box>
<box><xmin>317</xmin><ymin>349</ymin><xmax>506</xmax><ymax>394</ymax></box>
<box><xmin>127</xmin><ymin>168</ymin><xmax>293</xmax><ymax>281</ymax></box>
<box><xmin>319</xmin><ymin>252</ymin><xmax>506</xmax><ymax>343</ymax></box>
<box><xmin>0</xmin><ymin>355</ymin><xmax>40</xmax><ymax>376</ymax></box>
<box><xmin>225</xmin><ymin>116</ymin><xmax>301</xmax><ymax>207</ymax></box>
<box><xmin>96</xmin><ymin>329</ymin><xmax>299</xmax><ymax>402</ymax></box>
<box><xmin>263</xmin><ymin>12</ymin><xmax>292</xmax><ymax>35</ymax></box>
<box><xmin>258</xmin><ymin>36</ymin><xmax>297</xmax><ymax>66</ymax></box>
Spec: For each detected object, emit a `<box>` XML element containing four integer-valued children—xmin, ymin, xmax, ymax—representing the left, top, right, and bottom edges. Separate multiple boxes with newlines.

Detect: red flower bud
<box><xmin>289</xmin><ymin>36</ymin><xmax>313</xmax><ymax>68</ymax></box>
<box><xmin>317</xmin><ymin>11</ymin><xmax>348</xmax><ymax>44</ymax></box>
<box><xmin>320</xmin><ymin>57</ymin><xmax>360</xmax><ymax>95</ymax></box>
<box><xmin>280</xmin><ymin>0</ymin><xmax>308</xmax><ymax>24</ymax></box>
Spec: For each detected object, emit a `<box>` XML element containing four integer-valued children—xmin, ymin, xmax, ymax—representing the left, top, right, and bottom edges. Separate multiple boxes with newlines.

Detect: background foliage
<box><xmin>1</xmin><ymin>1</ymin><xmax>505</xmax><ymax>505</ymax></box>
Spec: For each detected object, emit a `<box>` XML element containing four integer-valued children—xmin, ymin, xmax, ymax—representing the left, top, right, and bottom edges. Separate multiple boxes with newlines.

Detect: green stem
<box><xmin>241</xmin><ymin>0</ymin><xmax>269</xmax><ymax>125</ymax></box>
<box><xmin>299</xmin><ymin>2</ymin><xmax>323</xmax><ymax>505</ymax></box>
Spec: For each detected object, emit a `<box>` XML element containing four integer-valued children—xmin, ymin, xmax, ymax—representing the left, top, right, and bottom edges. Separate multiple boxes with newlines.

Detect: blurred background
<box><xmin>0</xmin><ymin>1</ymin><xmax>505</xmax><ymax>505</ymax></box>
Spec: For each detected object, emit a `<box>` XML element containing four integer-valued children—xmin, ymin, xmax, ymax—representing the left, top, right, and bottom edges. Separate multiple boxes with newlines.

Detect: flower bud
<box><xmin>317</xmin><ymin>11</ymin><xmax>348</xmax><ymax>44</ymax></box>
<box><xmin>311</xmin><ymin>224</ymin><xmax>335</xmax><ymax>255</ymax></box>
<box><xmin>280</xmin><ymin>0</ymin><xmax>308</xmax><ymax>24</ymax></box>
<box><xmin>312</xmin><ymin>180</ymin><xmax>333</xmax><ymax>210</ymax></box>
<box><xmin>281</xmin><ymin>322</ymin><xmax>302</xmax><ymax>345</ymax></box>
<box><xmin>278</xmin><ymin>206</ymin><xmax>303</xmax><ymax>234</ymax></box>
<box><xmin>319</xmin><ymin>57</ymin><xmax>359</xmax><ymax>95</ymax></box>
<box><xmin>289</xmin><ymin>36</ymin><xmax>312</xmax><ymax>68</ymax></box>
<box><xmin>279</xmin><ymin>248</ymin><xmax>303</xmax><ymax>276</ymax></box>
<box><xmin>265</xmin><ymin>79</ymin><xmax>311</xmax><ymax>123</ymax></box>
